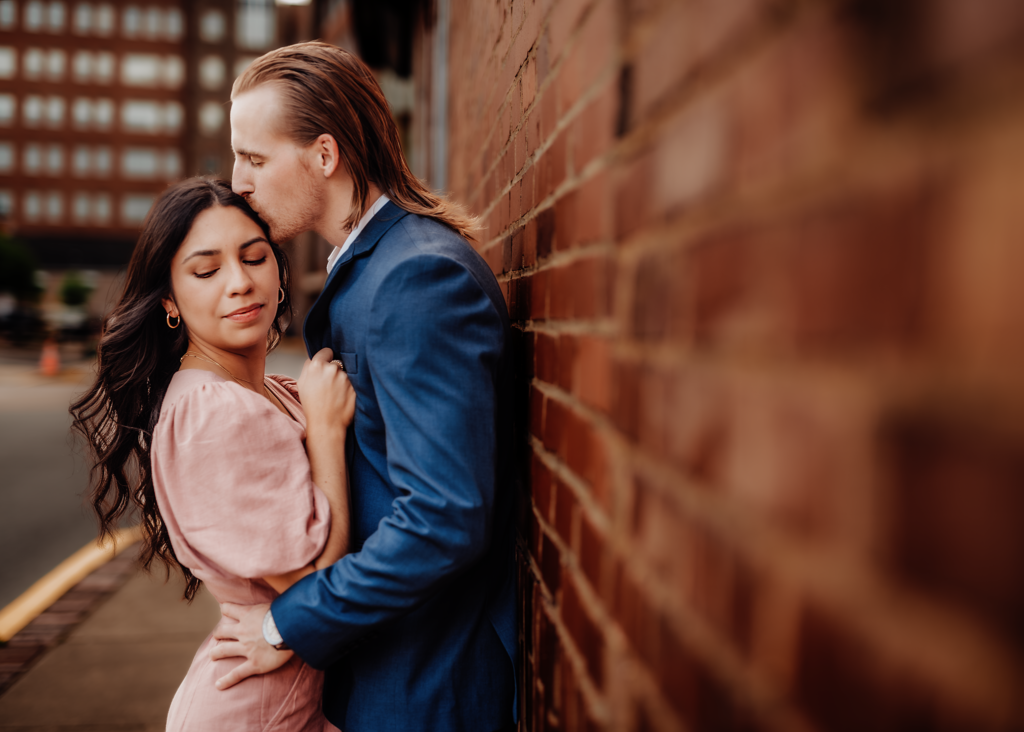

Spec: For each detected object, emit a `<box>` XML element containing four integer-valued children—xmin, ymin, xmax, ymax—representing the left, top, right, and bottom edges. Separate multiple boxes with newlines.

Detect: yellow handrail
<box><xmin>0</xmin><ymin>525</ymin><xmax>142</xmax><ymax>642</ymax></box>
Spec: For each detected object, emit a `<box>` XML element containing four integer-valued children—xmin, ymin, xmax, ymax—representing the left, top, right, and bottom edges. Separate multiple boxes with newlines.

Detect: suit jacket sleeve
<box><xmin>270</xmin><ymin>250</ymin><xmax>507</xmax><ymax>668</ymax></box>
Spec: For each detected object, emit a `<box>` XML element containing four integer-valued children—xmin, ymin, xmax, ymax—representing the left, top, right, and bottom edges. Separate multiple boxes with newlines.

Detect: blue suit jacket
<box><xmin>272</xmin><ymin>202</ymin><xmax>518</xmax><ymax>732</ymax></box>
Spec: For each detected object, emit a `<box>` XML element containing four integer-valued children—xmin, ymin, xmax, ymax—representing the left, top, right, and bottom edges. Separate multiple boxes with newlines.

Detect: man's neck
<box><xmin>319</xmin><ymin>182</ymin><xmax>385</xmax><ymax>249</ymax></box>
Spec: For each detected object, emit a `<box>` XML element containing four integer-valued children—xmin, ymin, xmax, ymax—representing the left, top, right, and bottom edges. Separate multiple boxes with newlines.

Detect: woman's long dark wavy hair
<box><xmin>70</xmin><ymin>177</ymin><xmax>292</xmax><ymax>601</ymax></box>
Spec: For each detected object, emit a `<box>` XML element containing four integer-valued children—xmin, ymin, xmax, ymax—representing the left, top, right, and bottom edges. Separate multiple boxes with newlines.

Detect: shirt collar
<box><xmin>326</xmin><ymin>193</ymin><xmax>391</xmax><ymax>273</ymax></box>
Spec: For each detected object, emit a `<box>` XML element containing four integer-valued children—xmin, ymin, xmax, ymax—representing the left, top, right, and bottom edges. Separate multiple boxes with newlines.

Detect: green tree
<box><xmin>60</xmin><ymin>271</ymin><xmax>93</xmax><ymax>307</ymax></box>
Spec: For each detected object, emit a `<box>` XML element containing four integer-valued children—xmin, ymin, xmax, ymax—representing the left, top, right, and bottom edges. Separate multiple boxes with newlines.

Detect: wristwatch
<box><xmin>262</xmin><ymin>609</ymin><xmax>290</xmax><ymax>651</ymax></box>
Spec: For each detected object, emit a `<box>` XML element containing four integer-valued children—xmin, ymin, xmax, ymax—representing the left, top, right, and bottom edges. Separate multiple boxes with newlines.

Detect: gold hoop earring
<box><xmin>278</xmin><ymin>287</ymin><xmax>285</xmax><ymax>304</ymax></box>
<box><xmin>166</xmin><ymin>312</ymin><xmax>180</xmax><ymax>329</ymax></box>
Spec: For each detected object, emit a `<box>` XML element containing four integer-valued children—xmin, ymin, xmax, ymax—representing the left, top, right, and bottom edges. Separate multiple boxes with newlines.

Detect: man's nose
<box><xmin>232</xmin><ymin>160</ymin><xmax>253</xmax><ymax>197</ymax></box>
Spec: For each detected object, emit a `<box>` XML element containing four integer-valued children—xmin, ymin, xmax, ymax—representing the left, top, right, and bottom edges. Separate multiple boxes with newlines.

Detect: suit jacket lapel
<box><xmin>302</xmin><ymin>201</ymin><xmax>410</xmax><ymax>354</ymax></box>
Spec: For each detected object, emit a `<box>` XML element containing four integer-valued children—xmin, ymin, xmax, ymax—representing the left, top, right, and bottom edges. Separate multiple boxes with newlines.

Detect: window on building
<box><xmin>199</xmin><ymin>9</ymin><xmax>225</xmax><ymax>43</ymax></box>
<box><xmin>0</xmin><ymin>1</ymin><xmax>15</xmax><ymax>30</ymax></box>
<box><xmin>72</xmin><ymin>144</ymin><xmax>89</xmax><ymax>175</ymax></box>
<box><xmin>72</xmin><ymin>50</ymin><xmax>90</xmax><ymax>82</ymax></box>
<box><xmin>94</xmin><ymin>97</ymin><xmax>113</xmax><ymax>129</ymax></box>
<box><xmin>24</xmin><ymin>191</ymin><xmax>42</xmax><ymax>222</ymax></box>
<box><xmin>122</xmin><ymin>54</ymin><xmax>161</xmax><ymax>87</ymax></box>
<box><xmin>73</xmin><ymin>2</ymin><xmax>91</xmax><ymax>34</ymax></box>
<box><xmin>236</xmin><ymin>0</ymin><xmax>275</xmax><ymax>50</ymax></box>
<box><xmin>46</xmin><ymin>96</ymin><xmax>64</xmax><ymax>128</ymax></box>
<box><xmin>94</xmin><ymin>51</ymin><xmax>113</xmax><ymax>83</ymax></box>
<box><xmin>24</xmin><ymin>144</ymin><xmax>42</xmax><ymax>174</ymax></box>
<box><xmin>46</xmin><ymin>190</ymin><xmax>62</xmax><ymax>222</ymax></box>
<box><xmin>122</xmin><ymin>99</ymin><xmax>161</xmax><ymax>133</ymax></box>
<box><xmin>165</xmin><ymin>7</ymin><xmax>183</xmax><ymax>41</ymax></box>
<box><xmin>0</xmin><ymin>190</ymin><xmax>13</xmax><ymax>219</ymax></box>
<box><xmin>121</xmin><ymin>193</ymin><xmax>153</xmax><ymax>224</ymax></box>
<box><xmin>94</xmin><ymin>191</ymin><xmax>110</xmax><ymax>223</ymax></box>
<box><xmin>47</xmin><ymin>1</ymin><xmax>65</xmax><ymax>32</ymax></box>
<box><xmin>72</xmin><ymin>97</ymin><xmax>90</xmax><ymax>128</ymax></box>
<box><xmin>121</xmin><ymin>5</ymin><xmax>139</xmax><ymax>37</ymax></box>
<box><xmin>122</xmin><ymin>146</ymin><xmax>159</xmax><ymax>178</ymax></box>
<box><xmin>23</xmin><ymin>96</ymin><xmax>44</xmax><ymax>127</ymax></box>
<box><xmin>47</xmin><ymin>49</ymin><xmax>65</xmax><ymax>81</ymax></box>
<box><xmin>199</xmin><ymin>101</ymin><xmax>224</xmax><ymax>136</ymax></box>
<box><xmin>94</xmin><ymin>2</ymin><xmax>113</xmax><ymax>35</ymax></box>
<box><xmin>24</xmin><ymin>48</ymin><xmax>45</xmax><ymax>79</ymax></box>
<box><xmin>199</xmin><ymin>56</ymin><xmax>225</xmax><ymax>90</ymax></box>
<box><xmin>143</xmin><ymin>6</ymin><xmax>160</xmax><ymax>39</ymax></box>
<box><xmin>46</xmin><ymin>144</ymin><xmax>63</xmax><ymax>175</ymax></box>
<box><xmin>165</xmin><ymin>149</ymin><xmax>181</xmax><ymax>178</ymax></box>
<box><xmin>94</xmin><ymin>145</ymin><xmax>110</xmax><ymax>175</ymax></box>
<box><xmin>0</xmin><ymin>94</ymin><xmax>15</xmax><ymax>126</ymax></box>
<box><xmin>164</xmin><ymin>101</ymin><xmax>183</xmax><ymax>133</ymax></box>
<box><xmin>25</xmin><ymin>1</ymin><xmax>44</xmax><ymax>31</ymax></box>
<box><xmin>0</xmin><ymin>141</ymin><xmax>12</xmax><ymax>172</ymax></box>
<box><xmin>0</xmin><ymin>47</ymin><xmax>14</xmax><ymax>78</ymax></box>
<box><xmin>72</xmin><ymin>190</ymin><xmax>90</xmax><ymax>222</ymax></box>
<box><xmin>164</xmin><ymin>55</ymin><xmax>184</xmax><ymax>88</ymax></box>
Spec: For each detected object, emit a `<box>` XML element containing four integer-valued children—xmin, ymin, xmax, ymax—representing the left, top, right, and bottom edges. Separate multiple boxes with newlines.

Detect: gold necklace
<box><xmin>179</xmin><ymin>351</ymin><xmax>289</xmax><ymax>414</ymax></box>
<box><xmin>180</xmin><ymin>351</ymin><xmax>258</xmax><ymax>386</ymax></box>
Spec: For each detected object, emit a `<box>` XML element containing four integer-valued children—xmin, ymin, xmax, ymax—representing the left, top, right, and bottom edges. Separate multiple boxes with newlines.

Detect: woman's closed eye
<box><xmin>194</xmin><ymin>268</ymin><xmax>218</xmax><ymax>279</ymax></box>
<box><xmin>244</xmin><ymin>256</ymin><xmax>267</xmax><ymax>267</ymax></box>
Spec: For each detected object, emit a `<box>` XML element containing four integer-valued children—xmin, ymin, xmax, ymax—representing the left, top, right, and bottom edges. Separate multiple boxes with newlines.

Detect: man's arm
<box><xmin>212</xmin><ymin>250</ymin><xmax>507</xmax><ymax>682</ymax></box>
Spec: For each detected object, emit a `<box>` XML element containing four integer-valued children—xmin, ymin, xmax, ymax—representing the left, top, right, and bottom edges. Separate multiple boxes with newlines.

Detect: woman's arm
<box><xmin>264</xmin><ymin>349</ymin><xmax>355</xmax><ymax>594</ymax></box>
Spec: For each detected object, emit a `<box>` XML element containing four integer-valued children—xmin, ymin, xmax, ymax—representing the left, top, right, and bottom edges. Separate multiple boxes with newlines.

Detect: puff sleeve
<box><xmin>151</xmin><ymin>380</ymin><xmax>330</xmax><ymax>579</ymax></box>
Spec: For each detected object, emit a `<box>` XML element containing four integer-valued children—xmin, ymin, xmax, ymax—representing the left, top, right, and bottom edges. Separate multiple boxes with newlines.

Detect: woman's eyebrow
<box><xmin>180</xmin><ymin>238</ymin><xmax>267</xmax><ymax>264</ymax></box>
<box><xmin>181</xmin><ymin>249</ymin><xmax>219</xmax><ymax>264</ymax></box>
<box><xmin>239</xmin><ymin>237</ymin><xmax>268</xmax><ymax>250</ymax></box>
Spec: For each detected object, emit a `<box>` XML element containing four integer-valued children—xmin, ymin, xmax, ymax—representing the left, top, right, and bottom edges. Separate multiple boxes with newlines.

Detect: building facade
<box><xmin>0</xmin><ymin>0</ymin><xmax>277</xmax><ymax>283</ymax></box>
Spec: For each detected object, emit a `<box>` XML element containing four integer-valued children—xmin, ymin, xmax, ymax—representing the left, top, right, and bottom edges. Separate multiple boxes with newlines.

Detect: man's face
<box><xmin>230</xmin><ymin>85</ymin><xmax>325</xmax><ymax>243</ymax></box>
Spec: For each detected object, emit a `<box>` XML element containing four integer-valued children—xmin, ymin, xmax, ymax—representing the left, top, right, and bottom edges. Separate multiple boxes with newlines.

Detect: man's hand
<box><xmin>210</xmin><ymin>602</ymin><xmax>292</xmax><ymax>690</ymax></box>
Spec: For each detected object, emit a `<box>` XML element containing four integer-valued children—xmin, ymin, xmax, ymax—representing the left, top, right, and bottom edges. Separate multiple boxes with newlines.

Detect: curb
<box><xmin>0</xmin><ymin>529</ymin><xmax>142</xmax><ymax>698</ymax></box>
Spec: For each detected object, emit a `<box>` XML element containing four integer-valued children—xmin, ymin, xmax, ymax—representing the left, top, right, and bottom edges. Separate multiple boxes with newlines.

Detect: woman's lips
<box><xmin>224</xmin><ymin>304</ymin><xmax>263</xmax><ymax>323</ymax></box>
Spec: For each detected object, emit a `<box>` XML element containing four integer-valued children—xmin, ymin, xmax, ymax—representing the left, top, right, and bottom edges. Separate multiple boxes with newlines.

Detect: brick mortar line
<box><xmin>471</xmin><ymin>0</ymin><xmax>609</xmax><ymax>214</ymax></box>
<box><xmin>623</xmin><ymin>447</ymin><xmax>1024</xmax><ymax>718</ymax></box>
<box><xmin>530</xmin><ymin>488</ymin><xmax>810</xmax><ymax>730</ymax></box>
<box><xmin>475</xmin><ymin>58</ymin><xmax>619</xmax><ymax>243</ymax></box>
<box><xmin>530</xmin><ymin>433</ymin><xmax>611</xmax><ymax>535</ymax></box>
<box><xmin>489</xmin><ymin>234</ymin><xmax>616</xmax><ymax>268</ymax></box>
<box><xmin>520</xmin><ymin>319</ymin><xmax>618</xmax><ymax>337</ymax></box>
<box><xmin>528</xmin><ymin>505</ymin><xmax>613</xmax><ymax>722</ymax></box>
<box><xmin>531</xmin><ymin>368</ymin><xmax>1024</xmax><ymax>717</ymax></box>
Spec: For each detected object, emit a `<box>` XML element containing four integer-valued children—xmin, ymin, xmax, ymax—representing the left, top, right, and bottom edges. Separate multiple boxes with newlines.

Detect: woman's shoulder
<box><xmin>158</xmin><ymin>370</ymin><xmax>276</xmax><ymax>428</ymax></box>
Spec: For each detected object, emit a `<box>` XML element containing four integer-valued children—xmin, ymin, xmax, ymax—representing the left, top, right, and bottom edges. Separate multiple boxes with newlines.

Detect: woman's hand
<box><xmin>298</xmin><ymin>348</ymin><xmax>356</xmax><ymax>429</ymax></box>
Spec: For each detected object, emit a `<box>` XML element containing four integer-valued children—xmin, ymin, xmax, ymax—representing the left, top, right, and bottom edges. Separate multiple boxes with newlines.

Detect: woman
<box><xmin>70</xmin><ymin>177</ymin><xmax>353</xmax><ymax>731</ymax></box>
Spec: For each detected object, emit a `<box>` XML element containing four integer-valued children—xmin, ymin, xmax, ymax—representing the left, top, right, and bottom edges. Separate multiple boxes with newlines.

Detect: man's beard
<box><xmin>251</xmin><ymin>185</ymin><xmax>324</xmax><ymax>244</ymax></box>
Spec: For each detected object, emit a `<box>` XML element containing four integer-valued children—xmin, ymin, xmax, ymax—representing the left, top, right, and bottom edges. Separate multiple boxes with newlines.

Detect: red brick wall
<box><xmin>440</xmin><ymin>0</ymin><xmax>1024</xmax><ymax>729</ymax></box>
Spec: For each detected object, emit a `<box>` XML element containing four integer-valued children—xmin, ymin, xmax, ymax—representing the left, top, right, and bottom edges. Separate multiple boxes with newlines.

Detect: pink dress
<box><xmin>151</xmin><ymin>369</ymin><xmax>337</xmax><ymax>732</ymax></box>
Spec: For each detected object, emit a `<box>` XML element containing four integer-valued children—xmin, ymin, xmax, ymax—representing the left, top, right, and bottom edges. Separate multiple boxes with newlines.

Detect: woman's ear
<box><xmin>161</xmin><ymin>296</ymin><xmax>177</xmax><ymax>317</ymax></box>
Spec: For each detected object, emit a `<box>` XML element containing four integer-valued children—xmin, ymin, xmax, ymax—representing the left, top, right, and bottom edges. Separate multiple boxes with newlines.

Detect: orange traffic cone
<box><xmin>40</xmin><ymin>338</ymin><xmax>60</xmax><ymax>376</ymax></box>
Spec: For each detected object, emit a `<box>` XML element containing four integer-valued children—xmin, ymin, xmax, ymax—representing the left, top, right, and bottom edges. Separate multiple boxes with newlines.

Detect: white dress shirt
<box><xmin>326</xmin><ymin>194</ymin><xmax>391</xmax><ymax>273</ymax></box>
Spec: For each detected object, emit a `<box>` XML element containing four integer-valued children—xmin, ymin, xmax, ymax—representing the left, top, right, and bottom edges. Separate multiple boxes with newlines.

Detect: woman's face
<box><xmin>162</xmin><ymin>204</ymin><xmax>280</xmax><ymax>356</ymax></box>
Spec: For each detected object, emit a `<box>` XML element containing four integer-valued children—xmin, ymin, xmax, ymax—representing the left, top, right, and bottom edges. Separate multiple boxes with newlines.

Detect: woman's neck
<box><xmin>178</xmin><ymin>341</ymin><xmax>266</xmax><ymax>393</ymax></box>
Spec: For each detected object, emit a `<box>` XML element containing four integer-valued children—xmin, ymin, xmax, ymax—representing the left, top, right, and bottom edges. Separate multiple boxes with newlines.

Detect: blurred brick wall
<box><xmin>440</xmin><ymin>0</ymin><xmax>1024</xmax><ymax>729</ymax></box>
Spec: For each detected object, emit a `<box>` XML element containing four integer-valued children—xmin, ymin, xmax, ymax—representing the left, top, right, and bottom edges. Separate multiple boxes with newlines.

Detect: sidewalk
<box><xmin>0</xmin><ymin>558</ymin><xmax>220</xmax><ymax>730</ymax></box>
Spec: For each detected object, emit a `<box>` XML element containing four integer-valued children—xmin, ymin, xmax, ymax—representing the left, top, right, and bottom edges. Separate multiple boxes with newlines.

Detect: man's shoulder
<box><xmin>374</xmin><ymin>211</ymin><xmax>488</xmax><ymax>275</ymax></box>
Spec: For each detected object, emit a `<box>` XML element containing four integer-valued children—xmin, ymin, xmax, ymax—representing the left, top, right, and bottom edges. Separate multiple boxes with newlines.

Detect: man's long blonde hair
<box><xmin>232</xmin><ymin>41</ymin><xmax>476</xmax><ymax>240</ymax></box>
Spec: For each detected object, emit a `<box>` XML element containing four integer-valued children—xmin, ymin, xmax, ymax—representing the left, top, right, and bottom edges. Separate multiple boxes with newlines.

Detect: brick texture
<box><xmin>432</xmin><ymin>0</ymin><xmax>1024</xmax><ymax>729</ymax></box>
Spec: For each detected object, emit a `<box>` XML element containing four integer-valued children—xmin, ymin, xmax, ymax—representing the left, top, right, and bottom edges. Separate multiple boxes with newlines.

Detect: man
<box><xmin>210</xmin><ymin>42</ymin><xmax>517</xmax><ymax>732</ymax></box>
